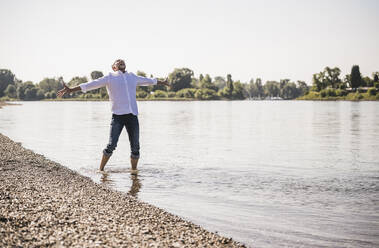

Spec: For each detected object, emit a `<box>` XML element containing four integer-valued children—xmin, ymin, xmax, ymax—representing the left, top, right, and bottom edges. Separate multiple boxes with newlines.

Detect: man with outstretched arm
<box><xmin>57</xmin><ymin>59</ymin><xmax>169</xmax><ymax>173</ymax></box>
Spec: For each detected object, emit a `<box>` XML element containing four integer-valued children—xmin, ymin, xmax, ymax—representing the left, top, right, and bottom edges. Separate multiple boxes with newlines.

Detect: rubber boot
<box><xmin>99</xmin><ymin>153</ymin><xmax>111</xmax><ymax>171</ymax></box>
<box><xmin>131</xmin><ymin>157</ymin><xmax>139</xmax><ymax>174</ymax></box>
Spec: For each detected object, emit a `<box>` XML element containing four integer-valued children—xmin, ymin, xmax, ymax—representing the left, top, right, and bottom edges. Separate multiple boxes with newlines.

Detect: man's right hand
<box><xmin>56</xmin><ymin>83</ymin><xmax>71</xmax><ymax>98</ymax></box>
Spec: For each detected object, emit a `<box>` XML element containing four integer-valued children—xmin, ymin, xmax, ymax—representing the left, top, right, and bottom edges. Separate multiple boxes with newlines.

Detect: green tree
<box><xmin>226</xmin><ymin>74</ymin><xmax>233</xmax><ymax>92</ymax></box>
<box><xmin>279</xmin><ymin>79</ymin><xmax>290</xmax><ymax>97</ymax></box>
<box><xmin>373</xmin><ymin>72</ymin><xmax>379</xmax><ymax>83</ymax></box>
<box><xmin>195</xmin><ymin>88</ymin><xmax>218</xmax><ymax>100</ymax></box>
<box><xmin>362</xmin><ymin>76</ymin><xmax>372</xmax><ymax>87</ymax></box>
<box><xmin>4</xmin><ymin>84</ymin><xmax>16</xmax><ymax>98</ymax></box>
<box><xmin>255</xmin><ymin>78</ymin><xmax>264</xmax><ymax>98</ymax></box>
<box><xmin>200</xmin><ymin>74</ymin><xmax>218</xmax><ymax>91</ymax></box>
<box><xmin>176</xmin><ymin>88</ymin><xmax>197</xmax><ymax>98</ymax></box>
<box><xmin>199</xmin><ymin>74</ymin><xmax>204</xmax><ymax>82</ymax></box>
<box><xmin>232</xmin><ymin>81</ymin><xmax>245</xmax><ymax>100</ymax></box>
<box><xmin>246</xmin><ymin>79</ymin><xmax>257</xmax><ymax>99</ymax></box>
<box><xmin>297</xmin><ymin>81</ymin><xmax>309</xmax><ymax>96</ymax></box>
<box><xmin>213</xmin><ymin>76</ymin><xmax>226</xmax><ymax>90</ymax></box>
<box><xmin>68</xmin><ymin>76</ymin><xmax>88</xmax><ymax>97</ymax></box>
<box><xmin>69</xmin><ymin>76</ymin><xmax>88</xmax><ymax>87</ymax></box>
<box><xmin>17</xmin><ymin>81</ymin><xmax>35</xmax><ymax>100</ymax></box>
<box><xmin>38</xmin><ymin>78</ymin><xmax>62</xmax><ymax>94</ymax></box>
<box><xmin>350</xmin><ymin>65</ymin><xmax>361</xmax><ymax>90</ymax></box>
<box><xmin>168</xmin><ymin>68</ymin><xmax>193</xmax><ymax>92</ymax></box>
<box><xmin>36</xmin><ymin>89</ymin><xmax>45</xmax><ymax>100</ymax></box>
<box><xmin>264</xmin><ymin>81</ymin><xmax>280</xmax><ymax>97</ymax></box>
<box><xmin>281</xmin><ymin>82</ymin><xmax>298</xmax><ymax>99</ymax></box>
<box><xmin>219</xmin><ymin>74</ymin><xmax>234</xmax><ymax>99</ymax></box>
<box><xmin>324</xmin><ymin>67</ymin><xmax>341</xmax><ymax>88</ymax></box>
<box><xmin>24</xmin><ymin>85</ymin><xmax>38</xmax><ymax>100</ymax></box>
<box><xmin>0</xmin><ymin>69</ymin><xmax>16</xmax><ymax>97</ymax></box>
<box><xmin>312</xmin><ymin>73</ymin><xmax>323</xmax><ymax>91</ymax></box>
<box><xmin>90</xmin><ymin>71</ymin><xmax>104</xmax><ymax>80</ymax></box>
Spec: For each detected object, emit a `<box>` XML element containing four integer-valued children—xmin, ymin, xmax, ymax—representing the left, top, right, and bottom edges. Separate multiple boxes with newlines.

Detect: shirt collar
<box><xmin>116</xmin><ymin>70</ymin><xmax>127</xmax><ymax>74</ymax></box>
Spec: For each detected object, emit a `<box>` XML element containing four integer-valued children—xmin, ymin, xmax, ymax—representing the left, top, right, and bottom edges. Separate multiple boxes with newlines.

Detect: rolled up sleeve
<box><xmin>133</xmin><ymin>74</ymin><xmax>158</xmax><ymax>86</ymax></box>
<box><xmin>79</xmin><ymin>74</ymin><xmax>110</xmax><ymax>93</ymax></box>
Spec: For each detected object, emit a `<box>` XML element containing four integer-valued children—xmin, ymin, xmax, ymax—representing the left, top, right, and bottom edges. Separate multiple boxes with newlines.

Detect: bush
<box><xmin>100</xmin><ymin>91</ymin><xmax>108</xmax><ymax>99</ymax></box>
<box><xmin>325</xmin><ymin>88</ymin><xmax>336</xmax><ymax>97</ymax></box>
<box><xmin>24</xmin><ymin>87</ymin><xmax>38</xmax><ymax>100</ymax></box>
<box><xmin>136</xmin><ymin>91</ymin><xmax>148</xmax><ymax>98</ymax></box>
<box><xmin>167</xmin><ymin>91</ymin><xmax>176</xmax><ymax>98</ymax></box>
<box><xmin>375</xmin><ymin>82</ymin><xmax>379</xmax><ymax>89</ymax></box>
<box><xmin>352</xmin><ymin>93</ymin><xmax>364</xmax><ymax>100</ymax></box>
<box><xmin>194</xmin><ymin>89</ymin><xmax>218</xmax><ymax>100</ymax></box>
<box><xmin>0</xmin><ymin>96</ymin><xmax>11</xmax><ymax>101</ymax></box>
<box><xmin>357</xmin><ymin>88</ymin><xmax>366</xmax><ymax>93</ymax></box>
<box><xmin>308</xmin><ymin>91</ymin><xmax>320</xmax><ymax>98</ymax></box>
<box><xmin>36</xmin><ymin>89</ymin><xmax>45</xmax><ymax>100</ymax></box>
<box><xmin>367</xmin><ymin>88</ymin><xmax>376</xmax><ymax>96</ymax></box>
<box><xmin>84</xmin><ymin>93</ymin><xmax>94</xmax><ymax>99</ymax></box>
<box><xmin>44</xmin><ymin>91</ymin><xmax>56</xmax><ymax>99</ymax></box>
<box><xmin>320</xmin><ymin>89</ymin><xmax>327</xmax><ymax>97</ymax></box>
<box><xmin>176</xmin><ymin>88</ymin><xmax>196</xmax><ymax>98</ymax></box>
<box><xmin>4</xmin><ymin>84</ymin><xmax>16</xmax><ymax>98</ymax></box>
<box><xmin>151</xmin><ymin>90</ymin><xmax>167</xmax><ymax>98</ymax></box>
<box><xmin>335</xmin><ymin>89</ymin><xmax>347</xmax><ymax>96</ymax></box>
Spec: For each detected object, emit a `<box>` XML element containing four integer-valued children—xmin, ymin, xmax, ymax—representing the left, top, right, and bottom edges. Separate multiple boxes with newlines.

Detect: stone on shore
<box><xmin>0</xmin><ymin>133</ymin><xmax>246</xmax><ymax>247</ymax></box>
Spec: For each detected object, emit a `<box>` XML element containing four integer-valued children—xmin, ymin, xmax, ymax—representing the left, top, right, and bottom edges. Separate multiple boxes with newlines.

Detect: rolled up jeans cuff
<box><xmin>130</xmin><ymin>153</ymin><xmax>140</xmax><ymax>159</ymax></box>
<box><xmin>103</xmin><ymin>149</ymin><xmax>112</xmax><ymax>157</ymax></box>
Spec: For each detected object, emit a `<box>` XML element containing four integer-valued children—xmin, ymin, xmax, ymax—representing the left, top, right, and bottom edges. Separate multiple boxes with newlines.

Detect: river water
<box><xmin>0</xmin><ymin>100</ymin><xmax>378</xmax><ymax>247</ymax></box>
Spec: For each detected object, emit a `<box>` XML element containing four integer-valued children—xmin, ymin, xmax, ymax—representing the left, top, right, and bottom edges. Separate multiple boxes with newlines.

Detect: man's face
<box><xmin>112</xmin><ymin>60</ymin><xmax>126</xmax><ymax>71</ymax></box>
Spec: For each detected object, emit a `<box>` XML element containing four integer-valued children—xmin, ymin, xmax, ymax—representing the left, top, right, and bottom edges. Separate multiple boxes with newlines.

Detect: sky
<box><xmin>0</xmin><ymin>0</ymin><xmax>378</xmax><ymax>85</ymax></box>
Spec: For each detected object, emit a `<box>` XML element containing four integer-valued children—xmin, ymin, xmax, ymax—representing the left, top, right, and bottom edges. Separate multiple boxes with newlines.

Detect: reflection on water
<box><xmin>100</xmin><ymin>171</ymin><xmax>142</xmax><ymax>197</ymax></box>
<box><xmin>127</xmin><ymin>174</ymin><xmax>141</xmax><ymax>197</ymax></box>
<box><xmin>0</xmin><ymin>101</ymin><xmax>379</xmax><ymax>248</ymax></box>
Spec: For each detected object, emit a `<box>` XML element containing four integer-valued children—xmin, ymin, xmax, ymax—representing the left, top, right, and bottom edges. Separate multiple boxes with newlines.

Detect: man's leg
<box><xmin>100</xmin><ymin>115</ymin><xmax>124</xmax><ymax>171</ymax></box>
<box><xmin>125</xmin><ymin>114</ymin><xmax>140</xmax><ymax>170</ymax></box>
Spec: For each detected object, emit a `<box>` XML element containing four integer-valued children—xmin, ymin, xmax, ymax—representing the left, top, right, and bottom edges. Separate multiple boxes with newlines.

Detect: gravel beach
<box><xmin>0</xmin><ymin>133</ymin><xmax>247</xmax><ymax>247</ymax></box>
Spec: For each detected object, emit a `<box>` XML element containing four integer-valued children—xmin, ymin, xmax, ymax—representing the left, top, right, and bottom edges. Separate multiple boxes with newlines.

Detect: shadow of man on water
<box><xmin>100</xmin><ymin>172</ymin><xmax>142</xmax><ymax>197</ymax></box>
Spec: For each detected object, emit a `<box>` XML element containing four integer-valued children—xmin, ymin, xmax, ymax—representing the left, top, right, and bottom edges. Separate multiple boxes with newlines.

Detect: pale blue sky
<box><xmin>0</xmin><ymin>0</ymin><xmax>378</xmax><ymax>84</ymax></box>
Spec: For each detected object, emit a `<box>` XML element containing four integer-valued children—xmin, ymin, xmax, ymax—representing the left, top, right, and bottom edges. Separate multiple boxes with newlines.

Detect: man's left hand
<box><xmin>157</xmin><ymin>78</ymin><xmax>170</xmax><ymax>87</ymax></box>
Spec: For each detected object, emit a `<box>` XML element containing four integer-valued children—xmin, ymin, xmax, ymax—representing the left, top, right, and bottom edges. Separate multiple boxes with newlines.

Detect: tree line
<box><xmin>0</xmin><ymin>68</ymin><xmax>310</xmax><ymax>101</ymax></box>
<box><xmin>0</xmin><ymin>65</ymin><xmax>377</xmax><ymax>101</ymax></box>
<box><xmin>309</xmin><ymin>65</ymin><xmax>379</xmax><ymax>98</ymax></box>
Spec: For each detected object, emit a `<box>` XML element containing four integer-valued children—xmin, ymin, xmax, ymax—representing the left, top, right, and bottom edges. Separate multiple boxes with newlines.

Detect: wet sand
<box><xmin>0</xmin><ymin>133</ymin><xmax>246</xmax><ymax>247</ymax></box>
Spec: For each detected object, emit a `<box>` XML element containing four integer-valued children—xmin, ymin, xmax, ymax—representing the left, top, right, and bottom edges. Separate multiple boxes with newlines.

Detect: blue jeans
<box><xmin>103</xmin><ymin>114</ymin><xmax>140</xmax><ymax>159</ymax></box>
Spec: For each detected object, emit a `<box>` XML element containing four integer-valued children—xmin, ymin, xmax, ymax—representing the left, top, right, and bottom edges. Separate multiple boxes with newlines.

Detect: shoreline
<box><xmin>2</xmin><ymin>96</ymin><xmax>379</xmax><ymax>102</ymax></box>
<box><xmin>0</xmin><ymin>133</ymin><xmax>246</xmax><ymax>247</ymax></box>
<box><xmin>0</xmin><ymin>101</ymin><xmax>20</xmax><ymax>108</ymax></box>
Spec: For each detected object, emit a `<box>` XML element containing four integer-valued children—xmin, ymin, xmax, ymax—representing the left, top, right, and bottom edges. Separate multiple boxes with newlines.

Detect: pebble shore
<box><xmin>0</xmin><ymin>133</ymin><xmax>247</xmax><ymax>247</ymax></box>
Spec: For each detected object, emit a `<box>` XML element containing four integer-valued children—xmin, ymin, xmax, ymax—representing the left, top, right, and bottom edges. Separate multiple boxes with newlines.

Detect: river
<box><xmin>0</xmin><ymin>100</ymin><xmax>378</xmax><ymax>247</ymax></box>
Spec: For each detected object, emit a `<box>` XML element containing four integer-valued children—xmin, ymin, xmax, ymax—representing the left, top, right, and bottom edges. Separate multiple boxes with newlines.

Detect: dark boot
<box><xmin>130</xmin><ymin>157</ymin><xmax>139</xmax><ymax>174</ymax></box>
<box><xmin>99</xmin><ymin>154</ymin><xmax>111</xmax><ymax>171</ymax></box>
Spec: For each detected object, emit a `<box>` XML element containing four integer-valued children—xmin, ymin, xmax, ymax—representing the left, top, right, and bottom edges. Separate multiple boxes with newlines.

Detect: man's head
<box><xmin>112</xmin><ymin>59</ymin><xmax>126</xmax><ymax>72</ymax></box>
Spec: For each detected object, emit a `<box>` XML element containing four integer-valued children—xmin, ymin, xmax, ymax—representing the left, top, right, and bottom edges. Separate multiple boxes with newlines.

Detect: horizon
<box><xmin>1</xmin><ymin>0</ymin><xmax>378</xmax><ymax>85</ymax></box>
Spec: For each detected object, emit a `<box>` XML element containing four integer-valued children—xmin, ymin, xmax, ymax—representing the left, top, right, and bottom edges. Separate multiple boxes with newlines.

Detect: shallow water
<box><xmin>1</xmin><ymin>100</ymin><xmax>378</xmax><ymax>247</ymax></box>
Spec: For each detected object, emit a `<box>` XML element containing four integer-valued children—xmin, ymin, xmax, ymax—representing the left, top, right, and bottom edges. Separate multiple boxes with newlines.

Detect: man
<box><xmin>57</xmin><ymin>59</ymin><xmax>169</xmax><ymax>173</ymax></box>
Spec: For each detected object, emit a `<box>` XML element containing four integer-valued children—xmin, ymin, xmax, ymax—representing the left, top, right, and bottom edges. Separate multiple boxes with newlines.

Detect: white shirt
<box><xmin>79</xmin><ymin>71</ymin><xmax>157</xmax><ymax>115</ymax></box>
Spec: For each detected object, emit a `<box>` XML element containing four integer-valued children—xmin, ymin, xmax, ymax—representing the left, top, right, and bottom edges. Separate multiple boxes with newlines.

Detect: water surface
<box><xmin>1</xmin><ymin>101</ymin><xmax>378</xmax><ymax>247</ymax></box>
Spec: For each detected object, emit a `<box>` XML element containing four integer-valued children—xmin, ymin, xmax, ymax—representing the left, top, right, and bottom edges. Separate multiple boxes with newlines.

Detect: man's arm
<box><xmin>57</xmin><ymin>74</ymin><xmax>109</xmax><ymax>98</ymax></box>
<box><xmin>134</xmin><ymin>74</ymin><xmax>170</xmax><ymax>87</ymax></box>
<box><xmin>57</xmin><ymin>83</ymin><xmax>81</xmax><ymax>97</ymax></box>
